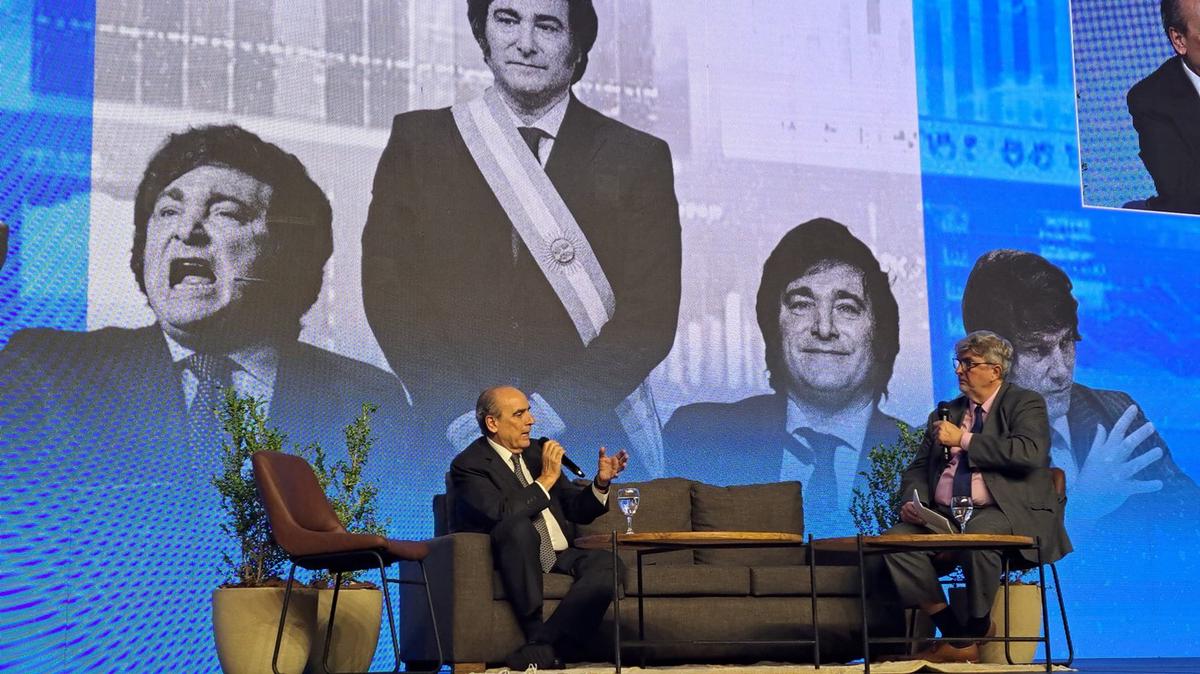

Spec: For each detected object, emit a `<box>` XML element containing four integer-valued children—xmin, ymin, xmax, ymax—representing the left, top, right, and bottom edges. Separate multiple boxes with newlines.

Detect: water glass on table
<box><xmin>617</xmin><ymin>487</ymin><xmax>640</xmax><ymax>534</ymax></box>
<box><xmin>951</xmin><ymin>495</ymin><xmax>974</xmax><ymax>533</ymax></box>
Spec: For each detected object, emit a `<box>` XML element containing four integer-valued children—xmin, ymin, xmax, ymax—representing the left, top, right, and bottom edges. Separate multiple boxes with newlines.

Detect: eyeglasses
<box><xmin>953</xmin><ymin>357</ymin><xmax>995</xmax><ymax>371</ymax></box>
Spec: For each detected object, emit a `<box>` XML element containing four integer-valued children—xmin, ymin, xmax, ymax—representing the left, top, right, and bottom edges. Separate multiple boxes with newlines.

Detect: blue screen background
<box><xmin>2</xmin><ymin>0</ymin><xmax>1198</xmax><ymax>670</ymax></box>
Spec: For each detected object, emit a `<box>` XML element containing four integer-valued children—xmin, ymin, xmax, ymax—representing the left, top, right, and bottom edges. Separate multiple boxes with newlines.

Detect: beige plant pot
<box><xmin>980</xmin><ymin>583</ymin><xmax>1043</xmax><ymax>664</ymax></box>
<box><xmin>949</xmin><ymin>582</ymin><xmax>1044</xmax><ymax>664</ymax></box>
<box><xmin>212</xmin><ymin>586</ymin><xmax>317</xmax><ymax>674</ymax></box>
<box><xmin>306</xmin><ymin>587</ymin><xmax>384</xmax><ymax>674</ymax></box>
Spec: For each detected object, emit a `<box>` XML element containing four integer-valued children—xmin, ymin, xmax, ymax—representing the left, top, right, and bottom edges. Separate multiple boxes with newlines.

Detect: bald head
<box><xmin>475</xmin><ymin>385</ymin><xmax>536</xmax><ymax>451</ymax></box>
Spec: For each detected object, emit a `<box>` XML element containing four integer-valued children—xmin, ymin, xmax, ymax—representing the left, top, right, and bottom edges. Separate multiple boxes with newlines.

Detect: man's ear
<box><xmin>1170</xmin><ymin>26</ymin><xmax>1189</xmax><ymax>56</ymax></box>
<box><xmin>485</xmin><ymin>414</ymin><xmax>500</xmax><ymax>434</ymax></box>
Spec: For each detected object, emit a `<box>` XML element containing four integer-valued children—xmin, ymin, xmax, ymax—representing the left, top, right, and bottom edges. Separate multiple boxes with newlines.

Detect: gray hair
<box><xmin>955</xmin><ymin>330</ymin><xmax>1013</xmax><ymax>378</ymax></box>
<box><xmin>475</xmin><ymin>386</ymin><xmax>504</xmax><ymax>435</ymax></box>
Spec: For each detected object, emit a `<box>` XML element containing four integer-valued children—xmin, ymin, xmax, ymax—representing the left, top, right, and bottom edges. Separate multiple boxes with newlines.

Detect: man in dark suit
<box><xmin>961</xmin><ymin>249</ymin><xmax>1199</xmax><ymax>537</ymax></box>
<box><xmin>361</xmin><ymin>0</ymin><xmax>680</xmax><ymax>471</ymax></box>
<box><xmin>2</xmin><ymin>122</ymin><xmax>407</xmax><ymax>463</ymax></box>
<box><xmin>883</xmin><ymin>331</ymin><xmax>1071</xmax><ymax>664</ymax></box>
<box><xmin>1126</xmin><ymin>0</ymin><xmax>1200</xmax><ymax>214</ymax></box>
<box><xmin>0</xmin><ymin>124</ymin><xmax>408</xmax><ymax>667</ymax></box>
<box><xmin>664</xmin><ymin>219</ymin><xmax>904</xmax><ymax>537</ymax></box>
<box><xmin>451</xmin><ymin>385</ymin><xmax>627</xmax><ymax>669</ymax></box>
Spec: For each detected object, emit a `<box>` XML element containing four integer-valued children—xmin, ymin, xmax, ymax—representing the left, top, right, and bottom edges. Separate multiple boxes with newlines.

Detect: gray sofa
<box><xmin>396</xmin><ymin>478</ymin><xmax>904</xmax><ymax>671</ymax></box>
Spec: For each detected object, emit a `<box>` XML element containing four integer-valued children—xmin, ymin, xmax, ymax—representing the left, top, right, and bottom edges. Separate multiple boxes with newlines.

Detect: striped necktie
<box><xmin>511</xmin><ymin>454</ymin><xmax>557</xmax><ymax>573</ymax></box>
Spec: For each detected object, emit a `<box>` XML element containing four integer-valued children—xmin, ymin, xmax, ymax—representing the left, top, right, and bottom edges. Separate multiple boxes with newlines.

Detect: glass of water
<box><xmin>617</xmin><ymin>487</ymin><xmax>640</xmax><ymax>534</ymax></box>
<box><xmin>951</xmin><ymin>495</ymin><xmax>974</xmax><ymax>534</ymax></box>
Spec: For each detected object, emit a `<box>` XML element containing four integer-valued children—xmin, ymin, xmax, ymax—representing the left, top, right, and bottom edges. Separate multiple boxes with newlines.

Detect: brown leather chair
<box><xmin>252</xmin><ymin>450</ymin><xmax>443</xmax><ymax>674</ymax></box>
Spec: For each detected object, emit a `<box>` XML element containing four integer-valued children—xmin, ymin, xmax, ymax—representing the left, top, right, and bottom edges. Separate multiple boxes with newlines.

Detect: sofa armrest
<box><xmin>398</xmin><ymin>532</ymin><xmax>496</xmax><ymax>663</ymax></box>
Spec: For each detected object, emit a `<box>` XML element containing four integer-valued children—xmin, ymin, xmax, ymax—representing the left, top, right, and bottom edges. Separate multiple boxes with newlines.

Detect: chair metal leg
<box><xmin>1049</xmin><ymin>562</ymin><xmax>1074</xmax><ymax>667</ymax></box>
<box><xmin>374</xmin><ymin>552</ymin><xmax>403</xmax><ymax>674</ymax></box>
<box><xmin>386</xmin><ymin>556</ymin><xmax>444</xmax><ymax>674</ymax></box>
<box><xmin>316</xmin><ymin>552</ymin><xmax>405</xmax><ymax>674</ymax></box>
<box><xmin>271</xmin><ymin>563</ymin><xmax>300</xmax><ymax>674</ymax></box>
<box><xmin>321</xmin><ymin>571</ymin><xmax>346</xmax><ymax>674</ymax></box>
<box><xmin>418</xmin><ymin>560</ymin><xmax>445</xmax><ymax>672</ymax></box>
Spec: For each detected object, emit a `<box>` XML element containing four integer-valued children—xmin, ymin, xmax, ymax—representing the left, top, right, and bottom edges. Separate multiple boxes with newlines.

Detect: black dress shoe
<box><xmin>505</xmin><ymin>642</ymin><xmax>565</xmax><ymax>670</ymax></box>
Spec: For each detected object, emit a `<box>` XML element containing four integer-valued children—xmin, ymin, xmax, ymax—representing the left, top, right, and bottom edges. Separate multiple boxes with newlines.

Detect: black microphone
<box><xmin>538</xmin><ymin>437</ymin><xmax>586</xmax><ymax>478</ymax></box>
<box><xmin>936</xmin><ymin>402</ymin><xmax>951</xmax><ymax>461</ymax></box>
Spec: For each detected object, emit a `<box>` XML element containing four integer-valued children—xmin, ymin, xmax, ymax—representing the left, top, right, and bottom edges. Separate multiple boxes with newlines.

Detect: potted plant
<box><xmin>210</xmin><ymin>389</ymin><xmax>317</xmax><ymax>674</ymax></box>
<box><xmin>850</xmin><ymin>421</ymin><xmax>921</xmax><ymax>535</ymax></box>
<box><xmin>303</xmin><ymin>403</ymin><xmax>389</xmax><ymax>674</ymax></box>
<box><xmin>973</xmin><ymin>568</ymin><xmax>1043</xmax><ymax>664</ymax></box>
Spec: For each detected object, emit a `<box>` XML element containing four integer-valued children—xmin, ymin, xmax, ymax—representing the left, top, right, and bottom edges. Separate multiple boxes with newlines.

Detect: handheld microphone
<box><xmin>936</xmin><ymin>402</ymin><xmax>951</xmax><ymax>461</ymax></box>
<box><xmin>538</xmin><ymin>437</ymin><xmax>586</xmax><ymax>478</ymax></box>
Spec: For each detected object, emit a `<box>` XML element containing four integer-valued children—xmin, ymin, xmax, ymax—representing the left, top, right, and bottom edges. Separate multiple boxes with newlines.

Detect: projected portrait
<box><xmin>0</xmin><ymin>124</ymin><xmax>407</xmax><ymax>483</ymax></box>
<box><xmin>962</xmin><ymin>249</ymin><xmax>1200</xmax><ymax>534</ymax></box>
<box><xmin>663</xmin><ymin>218</ymin><xmax>904</xmax><ymax>538</ymax></box>
<box><xmin>1126</xmin><ymin>0</ymin><xmax>1200</xmax><ymax>214</ymax></box>
<box><xmin>361</xmin><ymin>0</ymin><xmax>681</xmax><ymax>471</ymax></box>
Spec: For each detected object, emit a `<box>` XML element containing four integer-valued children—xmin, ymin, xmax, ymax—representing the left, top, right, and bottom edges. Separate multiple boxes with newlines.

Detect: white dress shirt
<box><xmin>780</xmin><ymin>397</ymin><xmax>874</xmax><ymax>511</ymax></box>
<box><xmin>486</xmin><ymin>437</ymin><xmax>609</xmax><ymax>552</ymax></box>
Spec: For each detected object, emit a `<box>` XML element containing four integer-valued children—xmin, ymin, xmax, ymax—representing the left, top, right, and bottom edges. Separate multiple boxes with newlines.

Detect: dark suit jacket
<box><xmin>1127</xmin><ymin>55</ymin><xmax>1200</xmax><ymax>214</ymax></box>
<box><xmin>361</xmin><ymin>95</ymin><xmax>681</xmax><ymax>454</ymax></box>
<box><xmin>663</xmin><ymin>393</ymin><xmax>906</xmax><ymax>488</ymax></box>
<box><xmin>448</xmin><ymin>436</ymin><xmax>607</xmax><ymax>544</ymax></box>
<box><xmin>899</xmin><ymin>382</ymin><xmax>1071</xmax><ymax>564</ymax></box>
<box><xmin>0</xmin><ymin>325</ymin><xmax>409</xmax><ymax>491</ymax></box>
<box><xmin>0</xmin><ymin>324</ymin><xmax>411</xmax><ymax>665</ymax></box>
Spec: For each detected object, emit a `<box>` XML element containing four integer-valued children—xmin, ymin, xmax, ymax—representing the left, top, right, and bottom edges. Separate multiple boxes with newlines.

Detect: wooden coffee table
<box><xmin>807</xmin><ymin>533</ymin><xmax>1053</xmax><ymax>673</ymax></box>
<box><xmin>574</xmin><ymin>531</ymin><xmax>813</xmax><ymax>672</ymax></box>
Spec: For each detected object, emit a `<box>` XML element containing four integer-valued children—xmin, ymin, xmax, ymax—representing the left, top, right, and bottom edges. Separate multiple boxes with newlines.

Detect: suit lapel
<box><xmin>545</xmin><ymin>95</ymin><xmax>607</xmax><ymax>186</ymax></box>
<box><xmin>1165</xmin><ymin>56</ymin><xmax>1200</xmax><ymax>156</ymax></box>
<box><xmin>128</xmin><ymin>327</ymin><xmax>188</xmax><ymax>437</ymax></box>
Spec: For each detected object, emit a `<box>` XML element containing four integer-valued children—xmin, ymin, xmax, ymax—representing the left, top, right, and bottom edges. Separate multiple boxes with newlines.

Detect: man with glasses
<box><xmin>881</xmin><ymin>331</ymin><xmax>1071</xmax><ymax>663</ymax></box>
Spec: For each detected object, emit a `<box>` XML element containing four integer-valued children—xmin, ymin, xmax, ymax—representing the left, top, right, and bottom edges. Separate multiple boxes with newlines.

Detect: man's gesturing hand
<box><xmin>1069</xmin><ymin>404</ymin><xmax>1163</xmax><ymax>529</ymax></box>
<box><xmin>596</xmin><ymin>447</ymin><xmax>629</xmax><ymax>489</ymax></box>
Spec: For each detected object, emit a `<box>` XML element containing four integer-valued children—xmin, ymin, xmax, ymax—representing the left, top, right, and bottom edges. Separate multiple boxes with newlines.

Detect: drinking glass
<box><xmin>951</xmin><ymin>495</ymin><xmax>974</xmax><ymax>534</ymax></box>
<box><xmin>617</xmin><ymin>487</ymin><xmax>640</xmax><ymax>534</ymax></box>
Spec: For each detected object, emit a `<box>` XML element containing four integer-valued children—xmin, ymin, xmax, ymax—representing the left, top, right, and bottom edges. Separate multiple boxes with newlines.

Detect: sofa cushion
<box><xmin>750</xmin><ymin>564</ymin><xmax>864</xmax><ymax>597</ymax></box>
<box><xmin>626</xmin><ymin>563</ymin><xmax>751</xmax><ymax>597</ymax></box>
<box><xmin>690</xmin><ymin>481</ymin><xmax>805</xmax><ymax>566</ymax></box>
<box><xmin>489</xmin><ymin>563</ymin><xmax>753</xmax><ymax>599</ymax></box>
<box><xmin>576</xmin><ymin>477</ymin><xmax>696</xmax><ymax>566</ymax></box>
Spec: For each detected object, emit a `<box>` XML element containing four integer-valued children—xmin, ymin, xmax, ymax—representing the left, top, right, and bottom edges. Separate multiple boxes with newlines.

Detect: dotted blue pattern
<box><xmin>1073</xmin><ymin>0</ymin><xmax>1174</xmax><ymax>206</ymax></box>
<box><xmin>2</xmin><ymin>1</ymin><xmax>1200</xmax><ymax>670</ymax></box>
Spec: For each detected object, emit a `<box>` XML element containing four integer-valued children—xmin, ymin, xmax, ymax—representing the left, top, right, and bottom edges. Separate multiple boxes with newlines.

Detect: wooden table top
<box><xmin>809</xmin><ymin>533</ymin><xmax>1036</xmax><ymax>553</ymax></box>
<box><xmin>574</xmin><ymin>530</ymin><xmax>808</xmax><ymax>550</ymax></box>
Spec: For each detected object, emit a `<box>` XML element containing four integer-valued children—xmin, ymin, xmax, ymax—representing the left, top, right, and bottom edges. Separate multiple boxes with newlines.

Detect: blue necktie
<box><xmin>953</xmin><ymin>404</ymin><xmax>984</xmax><ymax>498</ymax></box>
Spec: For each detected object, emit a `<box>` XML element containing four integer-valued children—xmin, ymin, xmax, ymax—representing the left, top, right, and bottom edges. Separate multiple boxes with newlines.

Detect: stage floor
<box><xmin>479</xmin><ymin>659</ymin><xmax>1198</xmax><ymax>674</ymax></box>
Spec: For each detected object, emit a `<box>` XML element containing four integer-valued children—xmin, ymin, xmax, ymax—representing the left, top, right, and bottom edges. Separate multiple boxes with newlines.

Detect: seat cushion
<box><xmin>690</xmin><ymin>481</ymin><xmax>805</xmax><ymax>566</ymax></box>
<box><xmin>750</xmin><ymin>564</ymin><xmax>864</xmax><ymax>597</ymax></box>
<box><xmin>625</xmin><ymin>563</ymin><xmax>751</xmax><ymax>597</ymax></box>
<box><xmin>489</xmin><ymin>563</ymin><xmax>752</xmax><ymax>599</ymax></box>
<box><xmin>576</xmin><ymin>477</ymin><xmax>696</xmax><ymax>566</ymax></box>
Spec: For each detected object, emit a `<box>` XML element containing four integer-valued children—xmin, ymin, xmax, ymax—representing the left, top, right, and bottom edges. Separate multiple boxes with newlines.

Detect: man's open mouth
<box><xmin>169</xmin><ymin>258</ymin><xmax>216</xmax><ymax>287</ymax></box>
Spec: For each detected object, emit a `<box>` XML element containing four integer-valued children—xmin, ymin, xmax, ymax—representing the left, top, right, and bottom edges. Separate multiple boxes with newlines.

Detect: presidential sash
<box><xmin>451</xmin><ymin>88</ymin><xmax>665</xmax><ymax>476</ymax></box>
